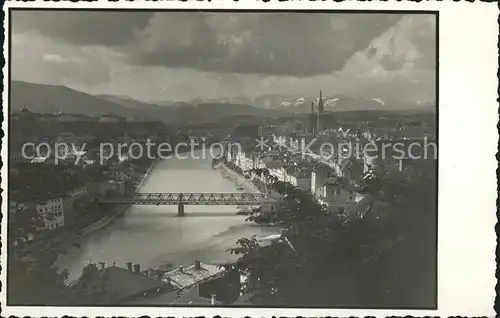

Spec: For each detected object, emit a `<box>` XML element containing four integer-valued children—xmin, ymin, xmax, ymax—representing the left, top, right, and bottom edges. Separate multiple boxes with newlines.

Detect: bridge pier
<box><xmin>178</xmin><ymin>203</ymin><xmax>185</xmax><ymax>217</ymax></box>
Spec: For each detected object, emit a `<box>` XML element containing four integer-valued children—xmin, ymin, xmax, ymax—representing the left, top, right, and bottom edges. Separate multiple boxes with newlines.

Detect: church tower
<box><xmin>309</xmin><ymin>101</ymin><xmax>315</xmax><ymax>135</ymax></box>
<box><xmin>318</xmin><ymin>90</ymin><xmax>324</xmax><ymax>113</ymax></box>
<box><xmin>316</xmin><ymin>90</ymin><xmax>324</xmax><ymax>133</ymax></box>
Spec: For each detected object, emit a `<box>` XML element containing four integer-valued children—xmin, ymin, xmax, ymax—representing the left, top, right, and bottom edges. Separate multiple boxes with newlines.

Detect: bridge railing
<box><xmin>99</xmin><ymin>192</ymin><xmax>273</xmax><ymax>205</ymax></box>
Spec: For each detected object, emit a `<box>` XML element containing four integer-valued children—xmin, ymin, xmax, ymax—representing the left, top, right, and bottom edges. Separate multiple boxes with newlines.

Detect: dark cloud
<box><xmin>12</xmin><ymin>11</ymin><xmax>152</xmax><ymax>46</ymax></box>
<box><xmin>13</xmin><ymin>11</ymin><xmax>404</xmax><ymax>76</ymax></box>
<box><xmin>129</xmin><ymin>13</ymin><xmax>402</xmax><ymax>76</ymax></box>
<box><xmin>131</xmin><ymin>13</ymin><xmax>230</xmax><ymax>69</ymax></box>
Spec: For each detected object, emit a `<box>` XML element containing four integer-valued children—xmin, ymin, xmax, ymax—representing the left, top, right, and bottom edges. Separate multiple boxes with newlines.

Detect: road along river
<box><xmin>57</xmin><ymin>150</ymin><xmax>280</xmax><ymax>281</ymax></box>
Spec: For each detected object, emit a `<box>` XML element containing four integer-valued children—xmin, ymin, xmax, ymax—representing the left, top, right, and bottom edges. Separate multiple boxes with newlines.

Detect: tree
<box><xmin>7</xmin><ymin>231</ymin><xmax>75</xmax><ymax>305</ymax></box>
<box><xmin>230</xmin><ymin>163</ymin><xmax>437</xmax><ymax>307</ymax></box>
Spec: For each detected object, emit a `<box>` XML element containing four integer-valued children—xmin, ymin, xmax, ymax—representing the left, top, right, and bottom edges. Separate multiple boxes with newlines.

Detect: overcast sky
<box><xmin>11</xmin><ymin>11</ymin><xmax>436</xmax><ymax>102</ymax></box>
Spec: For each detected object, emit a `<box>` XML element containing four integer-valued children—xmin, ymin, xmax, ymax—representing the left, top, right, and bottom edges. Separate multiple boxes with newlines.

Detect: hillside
<box><xmin>96</xmin><ymin>94</ymin><xmax>162</xmax><ymax>111</ymax></box>
<box><xmin>11</xmin><ymin>81</ymin><xmax>141</xmax><ymax>118</ymax></box>
<box><xmin>10</xmin><ymin>81</ymin><xmax>286</xmax><ymax>124</ymax></box>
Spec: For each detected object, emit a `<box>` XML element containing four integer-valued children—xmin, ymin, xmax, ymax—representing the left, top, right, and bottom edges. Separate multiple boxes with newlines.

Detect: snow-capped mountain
<box><xmin>153</xmin><ymin>93</ymin><xmax>432</xmax><ymax>113</ymax></box>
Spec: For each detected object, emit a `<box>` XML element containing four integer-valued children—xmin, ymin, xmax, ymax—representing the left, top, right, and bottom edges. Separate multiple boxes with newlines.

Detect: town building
<box><xmin>317</xmin><ymin>178</ymin><xmax>358</xmax><ymax>214</ymax></box>
<box><xmin>296</xmin><ymin>169</ymin><xmax>312</xmax><ymax>192</ymax></box>
<box><xmin>81</xmin><ymin>260</ymin><xmax>242</xmax><ymax>305</ymax></box>
<box><xmin>311</xmin><ymin>164</ymin><xmax>334</xmax><ymax>199</ymax></box>
<box><xmin>106</xmin><ymin>164</ymin><xmax>131</xmax><ymax>182</ymax></box>
<box><xmin>73</xmin><ymin>262</ymin><xmax>173</xmax><ymax>304</ymax></box>
<box><xmin>235</xmin><ymin>151</ymin><xmax>255</xmax><ymax>172</ymax></box>
<box><xmin>159</xmin><ymin>261</ymin><xmax>240</xmax><ymax>305</ymax></box>
<box><xmin>336</xmin><ymin>157</ymin><xmax>364</xmax><ymax>185</ymax></box>
<box><xmin>108</xmin><ymin>180</ymin><xmax>126</xmax><ymax>195</ymax></box>
<box><xmin>35</xmin><ymin>197</ymin><xmax>65</xmax><ymax>231</ymax></box>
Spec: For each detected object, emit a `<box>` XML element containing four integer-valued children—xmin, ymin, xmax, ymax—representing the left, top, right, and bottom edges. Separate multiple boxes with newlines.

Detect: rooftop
<box><xmin>162</xmin><ymin>262</ymin><xmax>225</xmax><ymax>289</ymax></box>
<box><xmin>78</xmin><ymin>264</ymin><xmax>174</xmax><ymax>302</ymax></box>
<box><xmin>128</xmin><ymin>285</ymin><xmax>223</xmax><ymax>305</ymax></box>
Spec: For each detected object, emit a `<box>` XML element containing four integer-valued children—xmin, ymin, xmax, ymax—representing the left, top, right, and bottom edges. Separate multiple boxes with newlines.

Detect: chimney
<box><xmin>210</xmin><ymin>294</ymin><xmax>217</xmax><ymax>305</ymax></box>
<box><xmin>178</xmin><ymin>265</ymin><xmax>184</xmax><ymax>273</ymax></box>
<box><xmin>194</xmin><ymin>260</ymin><xmax>201</xmax><ymax>270</ymax></box>
<box><xmin>133</xmin><ymin>264</ymin><xmax>141</xmax><ymax>273</ymax></box>
<box><xmin>98</xmin><ymin>262</ymin><xmax>105</xmax><ymax>270</ymax></box>
<box><xmin>126</xmin><ymin>262</ymin><xmax>133</xmax><ymax>271</ymax></box>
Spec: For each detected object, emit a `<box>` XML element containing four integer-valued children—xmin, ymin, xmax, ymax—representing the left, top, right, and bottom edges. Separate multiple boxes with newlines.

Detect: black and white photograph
<box><xmin>1</xmin><ymin>3</ymin><xmax>497</xmax><ymax>317</ymax></box>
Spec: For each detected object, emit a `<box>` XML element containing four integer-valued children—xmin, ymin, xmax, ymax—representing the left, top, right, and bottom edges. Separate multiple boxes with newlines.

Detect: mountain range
<box><xmin>10</xmin><ymin>81</ymin><xmax>284</xmax><ymax>125</ymax></box>
<box><xmin>157</xmin><ymin>93</ymin><xmax>434</xmax><ymax>113</ymax></box>
<box><xmin>10</xmin><ymin>80</ymin><xmax>434</xmax><ymax>125</ymax></box>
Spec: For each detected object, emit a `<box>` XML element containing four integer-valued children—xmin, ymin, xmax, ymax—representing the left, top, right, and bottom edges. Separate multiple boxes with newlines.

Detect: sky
<box><xmin>11</xmin><ymin>11</ymin><xmax>436</xmax><ymax>103</ymax></box>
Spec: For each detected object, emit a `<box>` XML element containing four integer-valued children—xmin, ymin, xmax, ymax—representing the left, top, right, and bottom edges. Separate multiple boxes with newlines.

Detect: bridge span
<box><xmin>98</xmin><ymin>192</ymin><xmax>272</xmax><ymax>216</ymax></box>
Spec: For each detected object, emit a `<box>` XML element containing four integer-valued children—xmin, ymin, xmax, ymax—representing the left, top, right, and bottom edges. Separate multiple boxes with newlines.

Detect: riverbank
<box><xmin>219</xmin><ymin>165</ymin><xmax>261</xmax><ymax>194</ymax></box>
<box><xmin>42</xmin><ymin>159</ymin><xmax>159</xmax><ymax>252</ymax></box>
<box><xmin>76</xmin><ymin>159</ymin><xmax>159</xmax><ymax>236</ymax></box>
<box><xmin>135</xmin><ymin>158</ymin><xmax>158</xmax><ymax>190</ymax></box>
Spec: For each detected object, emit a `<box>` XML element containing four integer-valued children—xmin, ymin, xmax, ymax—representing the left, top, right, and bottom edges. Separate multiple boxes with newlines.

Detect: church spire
<box><xmin>318</xmin><ymin>90</ymin><xmax>324</xmax><ymax>113</ymax></box>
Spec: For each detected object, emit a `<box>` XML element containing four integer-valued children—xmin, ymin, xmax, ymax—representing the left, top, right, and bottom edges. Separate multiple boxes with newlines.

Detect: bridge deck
<box><xmin>99</xmin><ymin>192</ymin><xmax>273</xmax><ymax>205</ymax></box>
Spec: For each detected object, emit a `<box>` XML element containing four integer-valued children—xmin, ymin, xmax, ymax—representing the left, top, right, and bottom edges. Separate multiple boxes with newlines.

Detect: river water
<box><xmin>57</xmin><ymin>150</ymin><xmax>280</xmax><ymax>281</ymax></box>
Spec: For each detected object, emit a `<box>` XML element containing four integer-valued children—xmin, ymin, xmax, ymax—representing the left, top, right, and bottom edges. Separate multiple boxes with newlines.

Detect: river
<box><xmin>57</xmin><ymin>150</ymin><xmax>280</xmax><ymax>281</ymax></box>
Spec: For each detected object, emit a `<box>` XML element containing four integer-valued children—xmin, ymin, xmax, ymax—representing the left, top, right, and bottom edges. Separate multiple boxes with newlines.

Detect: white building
<box><xmin>36</xmin><ymin>197</ymin><xmax>64</xmax><ymax>231</ymax></box>
<box><xmin>235</xmin><ymin>151</ymin><xmax>255</xmax><ymax>172</ymax></box>
<box><xmin>311</xmin><ymin>171</ymin><xmax>317</xmax><ymax>196</ymax></box>
<box><xmin>318</xmin><ymin>180</ymin><xmax>357</xmax><ymax>214</ymax></box>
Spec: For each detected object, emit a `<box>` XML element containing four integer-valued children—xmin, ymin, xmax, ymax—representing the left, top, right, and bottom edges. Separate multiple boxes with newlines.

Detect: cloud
<box><xmin>371</xmin><ymin>15</ymin><xmax>436</xmax><ymax>72</ymax></box>
<box><xmin>128</xmin><ymin>12</ymin><xmax>402</xmax><ymax>76</ymax></box>
<box><xmin>13</xmin><ymin>11</ymin><xmax>403</xmax><ymax>76</ymax></box>
<box><xmin>336</xmin><ymin>15</ymin><xmax>436</xmax><ymax>102</ymax></box>
<box><xmin>12</xmin><ymin>33</ymin><xmax>119</xmax><ymax>88</ymax></box>
<box><xmin>11</xmin><ymin>12</ymin><xmax>436</xmax><ymax>102</ymax></box>
<box><xmin>42</xmin><ymin>54</ymin><xmax>80</xmax><ymax>64</ymax></box>
<box><xmin>12</xmin><ymin>11</ymin><xmax>152</xmax><ymax>46</ymax></box>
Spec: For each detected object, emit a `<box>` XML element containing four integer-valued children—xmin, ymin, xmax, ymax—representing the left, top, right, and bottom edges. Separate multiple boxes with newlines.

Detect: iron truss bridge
<box><xmin>98</xmin><ymin>192</ymin><xmax>271</xmax><ymax>205</ymax></box>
